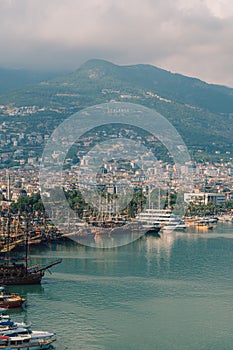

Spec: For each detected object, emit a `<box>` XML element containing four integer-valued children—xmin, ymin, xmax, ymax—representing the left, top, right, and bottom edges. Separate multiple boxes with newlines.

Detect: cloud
<box><xmin>1</xmin><ymin>0</ymin><xmax>233</xmax><ymax>86</ymax></box>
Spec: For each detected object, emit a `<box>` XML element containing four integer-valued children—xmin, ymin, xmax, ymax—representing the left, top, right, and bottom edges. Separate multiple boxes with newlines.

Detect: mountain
<box><xmin>0</xmin><ymin>68</ymin><xmax>67</xmax><ymax>95</ymax></box>
<box><xmin>1</xmin><ymin>59</ymin><xmax>233</xmax><ymax>161</ymax></box>
<box><xmin>72</xmin><ymin>59</ymin><xmax>233</xmax><ymax>114</ymax></box>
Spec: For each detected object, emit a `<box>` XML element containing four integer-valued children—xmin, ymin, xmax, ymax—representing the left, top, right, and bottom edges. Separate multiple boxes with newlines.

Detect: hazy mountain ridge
<box><xmin>0</xmin><ymin>68</ymin><xmax>66</xmax><ymax>95</ymax></box>
<box><xmin>76</xmin><ymin>59</ymin><xmax>233</xmax><ymax>113</ymax></box>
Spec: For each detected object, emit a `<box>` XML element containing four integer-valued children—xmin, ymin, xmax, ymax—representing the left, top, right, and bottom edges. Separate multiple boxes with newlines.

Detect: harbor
<box><xmin>0</xmin><ymin>222</ymin><xmax>232</xmax><ymax>350</ymax></box>
<box><xmin>0</xmin><ymin>187</ymin><xmax>233</xmax><ymax>349</ymax></box>
<box><xmin>0</xmin><ymin>129</ymin><xmax>233</xmax><ymax>349</ymax></box>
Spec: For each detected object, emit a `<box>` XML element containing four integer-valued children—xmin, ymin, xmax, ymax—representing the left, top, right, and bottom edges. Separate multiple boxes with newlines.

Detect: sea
<box><xmin>8</xmin><ymin>222</ymin><xmax>233</xmax><ymax>350</ymax></box>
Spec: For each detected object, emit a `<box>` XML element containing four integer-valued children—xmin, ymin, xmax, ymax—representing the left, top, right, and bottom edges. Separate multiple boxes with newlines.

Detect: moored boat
<box><xmin>0</xmin><ymin>294</ymin><xmax>25</xmax><ymax>309</ymax></box>
<box><xmin>0</xmin><ymin>333</ymin><xmax>55</xmax><ymax>349</ymax></box>
<box><xmin>0</xmin><ymin>287</ymin><xmax>25</xmax><ymax>308</ymax></box>
<box><xmin>0</xmin><ymin>259</ymin><xmax>62</xmax><ymax>286</ymax></box>
<box><xmin>162</xmin><ymin>222</ymin><xmax>188</xmax><ymax>232</ymax></box>
<box><xmin>136</xmin><ymin>209</ymin><xmax>187</xmax><ymax>233</ymax></box>
<box><xmin>3</xmin><ymin>328</ymin><xmax>55</xmax><ymax>342</ymax></box>
<box><xmin>0</xmin><ymin>314</ymin><xmax>31</xmax><ymax>330</ymax></box>
<box><xmin>195</xmin><ymin>220</ymin><xmax>214</xmax><ymax>230</ymax></box>
<box><xmin>0</xmin><ymin>311</ymin><xmax>56</xmax><ymax>349</ymax></box>
<box><xmin>0</xmin><ymin>210</ymin><xmax>62</xmax><ymax>285</ymax></box>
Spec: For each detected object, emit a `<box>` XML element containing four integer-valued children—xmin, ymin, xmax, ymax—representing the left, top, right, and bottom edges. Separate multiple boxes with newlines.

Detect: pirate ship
<box><xmin>0</xmin><ymin>211</ymin><xmax>61</xmax><ymax>285</ymax></box>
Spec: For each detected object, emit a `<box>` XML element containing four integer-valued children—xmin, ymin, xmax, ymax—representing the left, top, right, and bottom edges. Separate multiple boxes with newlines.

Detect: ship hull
<box><xmin>0</xmin><ymin>338</ymin><xmax>54</xmax><ymax>349</ymax></box>
<box><xmin>0</xmin><ymin>298</ymin><xmax>25</xmax><ymax>308</ymax></box>
<box><xmin>145</xmin><ymin>227</ymin><xmax>161</xmax><ymax>237</ymax></box>
<box><xmin>0</xmin><ymin>259</ymin><xmax>61</xmax><ymax>285</ymax></box>
<box><xmin>0</xmin><ymin>265</ymin><xmax>43</xmax><ymax>285</ymax></box>
<box><xmin>0</xmin><ymin>275</ymin><xmax>43</xmax><ymax>285</ymax></box>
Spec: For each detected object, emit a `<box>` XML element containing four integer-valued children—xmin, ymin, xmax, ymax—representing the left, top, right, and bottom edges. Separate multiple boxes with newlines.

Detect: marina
<box><xmin>3</xmin><ymin>222</ymin><xmax>233</xmax><ymax>350</ymax></box>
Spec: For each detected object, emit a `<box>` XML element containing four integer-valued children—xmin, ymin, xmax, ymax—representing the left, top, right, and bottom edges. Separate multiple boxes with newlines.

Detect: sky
<box><xmin>1</xmin><ymin>0</ymin><xmax>233</xmax><ymax>86</ymax></box>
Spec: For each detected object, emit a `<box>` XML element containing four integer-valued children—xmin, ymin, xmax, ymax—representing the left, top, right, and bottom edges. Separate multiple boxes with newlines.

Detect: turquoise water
<box><xmin>8</xmin><ymin>223</ymin><xmax>233</xmax><ymax>350</ymax></box>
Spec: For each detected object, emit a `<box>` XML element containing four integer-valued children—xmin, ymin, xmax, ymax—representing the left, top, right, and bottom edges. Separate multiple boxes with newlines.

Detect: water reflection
<box><xmin>9</xmin><ymin>284</ymin><xmax>44</xmax><ymax>297</ymax></box>
<box><xmin>66</xmin><ymin>222</ymin><xmax>144</xmax><ymax>248</ymax></box>
<box><xmin>143</xmin><ymin>226</ymin><xmax>233</xmax><ymax>272</ymax></box>
<box><xmin>25</xmin><ymin>223</ymin><xmax>233</xmax><ymax>280</ymax></box>
<box><xmin>146</xmin><ymin>232</ymin><xmax>174</xmax><ymax>257</ymax></box>
<box><xmin>144</xmin><ymin>233</ymin><xmax>175</xmax><ymax>273</ymax></box>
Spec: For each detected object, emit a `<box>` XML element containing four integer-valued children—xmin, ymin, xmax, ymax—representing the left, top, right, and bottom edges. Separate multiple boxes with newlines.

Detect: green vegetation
<box><xmin>187</xmin><ymin>201</ymin><xmax>233</xmax><ymax>216</ymax></box>
<box><xmin>10</xmin><ymin>192</ymin><xmax>44</xmax><ymax>214</ymax></box>
<box><xmin>0</xmin><ymin>59</ymin><xmax>233</xmax><ymax>162</ymax></box>
<box><xmin>3</xmin><ymin>190</ymin><xmax>233</xmax><ymax>223</ymax></box>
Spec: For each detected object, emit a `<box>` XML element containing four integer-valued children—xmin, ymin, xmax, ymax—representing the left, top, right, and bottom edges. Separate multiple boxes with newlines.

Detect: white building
<box><xmin>184</xmin><ymin>192</ymin><xmax>226</xmax><ymax>206</ymax></box>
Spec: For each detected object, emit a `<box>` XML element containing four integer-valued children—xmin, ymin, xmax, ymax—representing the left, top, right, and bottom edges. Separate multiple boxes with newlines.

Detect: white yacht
<box><xmin>0</xmin><ymin>333</ymin><xmax>55</xmax><ymax>349</ymax></box>
<box><xmin>3</xmin><ymin>328</ymin><xmax>56</xmax><ymax>342</ymax></box>
<box><xmin>136</xmin><ymin>209</ymin><xmax>188</xmax><ymax>232</ymax></box>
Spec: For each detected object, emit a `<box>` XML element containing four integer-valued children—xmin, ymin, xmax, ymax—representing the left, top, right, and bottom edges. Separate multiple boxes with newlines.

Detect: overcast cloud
<box><xmin>1</xmin><ymin>0</ymin><xmax>233</xmax><ymax>86</ymax></box>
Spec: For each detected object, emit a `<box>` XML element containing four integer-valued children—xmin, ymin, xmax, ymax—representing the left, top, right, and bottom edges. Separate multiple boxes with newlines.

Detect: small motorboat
<box><xmin>0</xmin><ymin>317</ymin><xmax>31</xmax><ymax>332</ymax></box>
<box><xmin>195</xmin><ymin>220</ymin><xmax>214</xmax><ymax>230</ymax></box>
<box><xmin>0</xmin><ymin>287</ymin><xmax>26</xmax><ymax>309</ymax></box>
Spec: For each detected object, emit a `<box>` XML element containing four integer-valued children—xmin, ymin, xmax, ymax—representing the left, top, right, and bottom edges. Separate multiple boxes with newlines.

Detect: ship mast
<box><xmin>6</xmin><ymin>170</ymin><xmax>10</xmax><ymax>202</ymax></box>
<box><xmin>6</xmin><ymin>208</ymin><xmax>11</xmax><ymax>263</ymax></box>
<box><xmin>6</xmin><ymin>169</ymin><xmax>11</xmax><ymax>263</ymax></box>
<box><xmin>25</xmin><ymin>216</ymin><xmax>29</xmax><ymax>272</ymax></box>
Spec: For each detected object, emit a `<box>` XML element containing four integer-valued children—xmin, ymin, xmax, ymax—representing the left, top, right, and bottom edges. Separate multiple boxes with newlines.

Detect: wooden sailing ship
<box><xmin>0</xmin><ymin>259</ymin><xmax>61</xmax><ymax>286</ymax></box>
<box><xmin>0</xmin><ymin>212</ymin><xmax>61</xmax><ymax>285</ymax></box>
